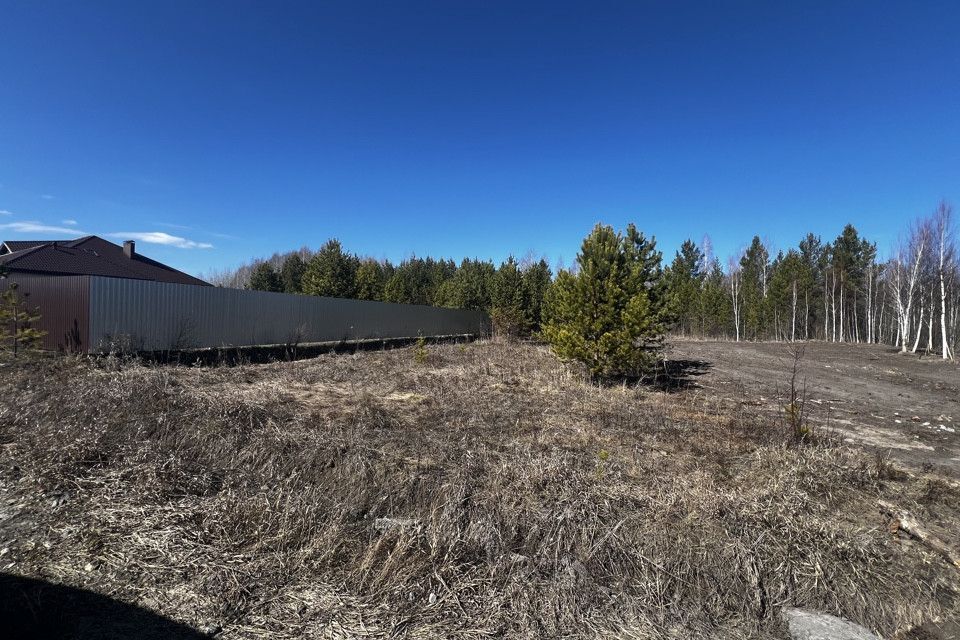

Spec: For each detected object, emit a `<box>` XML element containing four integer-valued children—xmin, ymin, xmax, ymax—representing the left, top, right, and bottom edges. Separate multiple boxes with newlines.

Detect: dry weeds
<box><xmin>0</xmin><ymin>340</ymin><xmax>958</xmax><ymax>638</ymax></box>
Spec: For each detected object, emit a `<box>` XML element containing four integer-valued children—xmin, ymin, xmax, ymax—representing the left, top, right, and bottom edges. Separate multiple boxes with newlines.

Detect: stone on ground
<box><xmin>783</xmin><ymin>608</ymin><xmax>883</xmax><ymax>640</ymax></box>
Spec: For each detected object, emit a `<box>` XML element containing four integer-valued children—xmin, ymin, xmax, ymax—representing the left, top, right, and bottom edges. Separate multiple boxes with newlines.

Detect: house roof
<box><xmin>1</xmin><ymin>240</ymin><xmax>51</xmax><ymax>254</ymax></box>
<box><xmin>0</xmin><ymin>236</ymin><xmax>210</xmax><ymax>286</ymax></box>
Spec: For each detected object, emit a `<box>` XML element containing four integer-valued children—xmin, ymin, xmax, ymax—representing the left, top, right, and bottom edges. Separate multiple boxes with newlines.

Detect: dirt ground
<box><xmin>665</xmin><ymin>340</ymin><xmax>960</xmax><ymax>475</ymax></box>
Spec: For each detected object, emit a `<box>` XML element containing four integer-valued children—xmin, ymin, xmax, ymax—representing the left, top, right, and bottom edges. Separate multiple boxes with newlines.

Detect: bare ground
<box><xmin>665</xmin><ymin>340</ymin><xmax>960</xmax><ymax>473</ymax></box>
<box><xmin>0</xmin><ymin>340</ymin><xmax>958</xmax><ymax>639</ymax></box>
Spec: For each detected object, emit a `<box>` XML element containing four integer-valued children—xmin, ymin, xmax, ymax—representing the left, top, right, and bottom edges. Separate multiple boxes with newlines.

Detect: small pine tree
<box><xmin>0</xmin><ymin>282</ymin><xmax>46</xmax><ymax>358</ymax></box>
<box><xmin>414</xmin><ymin>334</ymin><xmax>428</xmax><ymax>365</ymax></box>
<box><xmin>542</xmin><ymin>224</ymin><xmax>667</xmax><ymax>378</ymax></box>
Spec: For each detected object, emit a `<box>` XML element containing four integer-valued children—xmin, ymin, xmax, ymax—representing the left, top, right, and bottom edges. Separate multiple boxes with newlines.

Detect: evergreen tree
<box><xmin>831</xmin><ymin>225</ymin><xmax>866</xmax><ymax>342</ymax></box>
<box><xmin>623</xmin><ymin>223</ymin><xmax>671</xmax><ymax>327</ymax></box>
<box><xmin>383</xmin><ymin>257</ymin><xmax>455</xmax><ymax>306</ymax></box>
<box><xmin>383</xmin><ymin>270</ymin><xmax>411</xmax><ymax>304</ymax></box>
<box><xmin>768</xmin><ymin>249</ymin><xmax>804</xmax><ymax>340</ymax></box>
<box><xmin>435</xmin><ymin>258</ymin><xmax>495</xmax><ymax>310</ymax></box>
<box><xmin>0</xmin><ymin>283</ymin><xmax>45</xmax><ymax>357</ymax></box>
<box><xmin>280</xmin><ymin>254</ymin><xmax>306</xmax><ymax>294</ymax></box>
<box><xmin>354</xmin><ymin>259</ymin><xmax>388</xmax><ymax>301</ymax></box>
<box><xmin>739</xmin><ymin>236</ymin><xmax>771</xmax><ymax>339</ymax></box>
<box><xmin>521</xmin><ymin>258</ymin><xmax>552</xmax><ymax>331</ymax></box>
<box><xmin>665</xmin><ymin>239</ymin><xmax>705</xmax><ymax>335</ymax></box>
<box><xmin>543</xmin><ymin>224</ymin><xmax>665</xmax><ymax>378</ymax></box>
<box><xmin>699</xmin><ymin>259</ymin><xmax>732</xmax><ymax>337</ymax></box>
<box><xmin>490</xmin><ymin>256</ymin><xmax>528</xmax><ymax>336</ymax></box>
<box><xmin>302</xmin><ymin>239</ymin><xmax>359</xmax><ymax>298</ymax></box>
<box><xmin>248</xmin><ymin>262</ymin><xmax>283</xmax><ymax>292</ymax></box>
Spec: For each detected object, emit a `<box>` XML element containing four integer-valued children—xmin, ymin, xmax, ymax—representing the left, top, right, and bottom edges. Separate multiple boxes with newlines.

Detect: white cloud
<box><xmin>0</xmin><ymin>221</ymin><xmax>86</xmax><ymax>236</ymax></box>
<box><xmin>40</xmin><ymin>194</ymin><xmax>54</xmax><ymax>200</ymax></box>
<box><xmin>0</xmin><ymin>209</ymin><xmax>12</xmax><ymax>216</ymax></box>
<box><xmin>156</xmin><ymin>221</ymin><xmax>239</xmax><ymax>241</ymax></box>
<box><xmin>107</xmin><ymin>231</ymin><xmax>213</xmax><ymax>249</ymax></box>
<box><xmin>62</xmin><ymin>219</ymin><xmax>78</xmax><ymax>226</ymax></box>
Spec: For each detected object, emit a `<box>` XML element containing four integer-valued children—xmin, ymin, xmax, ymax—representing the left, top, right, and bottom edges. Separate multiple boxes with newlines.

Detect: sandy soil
<box><xmin>666</xmin><ymin>340</ymin><xmax>960</xmax><ymax>474</ymax></box>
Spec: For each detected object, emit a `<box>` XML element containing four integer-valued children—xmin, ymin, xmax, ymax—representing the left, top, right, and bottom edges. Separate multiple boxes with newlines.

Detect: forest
<box><xmin>206</xmin><ymin>201</ymin><xmax>958</xmax><ymax>359</ymax></box>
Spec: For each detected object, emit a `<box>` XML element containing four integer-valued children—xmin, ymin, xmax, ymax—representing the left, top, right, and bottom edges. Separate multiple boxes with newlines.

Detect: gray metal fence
<box><xmin>87</xmin><ymin>277</ymin><xmax>488</xmax><ymax>352</ymax></box>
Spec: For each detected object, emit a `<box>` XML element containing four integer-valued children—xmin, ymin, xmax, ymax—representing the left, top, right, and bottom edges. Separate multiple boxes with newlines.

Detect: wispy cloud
<box><xmin>107</xmin><ymin>231</ymin><xmax>213</xmax><ymax>249</ymax></box>
<box><xmin>40</xmin><ymin>194</ymin><xmax>54</xmax><ymax>200</ymax></box>
<box><xmin>156</xmin><ymin>222</ymin><xmax>239</xmax><ymax>241</ymax></box>
<box><xmin>155</xmin><ymin>222</ymin><xmax>194</xmax><ymax>232</ymax></box>
<box><xmin>62</xmin><ymin>219</ymin><xmax>78</xmax><ymax>226</ymax></box>
<box><xmin>0</xmin><ymin>209</ymin><xmax>12</xmax><ymax>216</ymax></box>
<box><xmin>0</xmin><ymin>221</ymin><xmax>87</xmax><ymax>236</ymax></box>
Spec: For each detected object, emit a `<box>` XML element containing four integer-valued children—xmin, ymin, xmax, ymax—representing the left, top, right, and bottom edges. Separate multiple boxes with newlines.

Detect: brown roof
<box><xmin>0</xmin><ymin>236</ymin><xmax>210</xmax><ymax>286</ymax></box>
<box><xmin>0</xmin><ymin>240</ymin><xmax>50</xmax><ymax>254</ymax></box>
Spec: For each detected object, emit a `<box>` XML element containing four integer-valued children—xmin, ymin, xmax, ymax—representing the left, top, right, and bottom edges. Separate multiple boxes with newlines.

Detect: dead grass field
<box><xmin>0</xmin><ymin>340</ymin><xmax>959</xmax><ymax>639</ymax></box>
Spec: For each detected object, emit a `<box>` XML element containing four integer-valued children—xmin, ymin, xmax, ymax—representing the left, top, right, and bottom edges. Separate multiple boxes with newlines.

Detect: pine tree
<box><xmin>435</xmin><ymin>258</ymin><xmax>495</xmax><ymax>310</ymax></box>
<box><xmin>280</xmin><ymin>254</ymin><xmax>306</xmax><ymax>294</ymax></box>
<box><xmin>521</xmin><ymin>258</ymin><xmax>552</xmax><ymax>332</ymax></box>
<box><xmin>699</xmin><ymin>259</ymin><xmax>731</xmax><ymax>337</ymax></box>
<box><xmin>383</xmin><ymin>257</ymin><xmax>452</xmax><ymax>305</ymax></box>
<box><xmin>665</xmin><ymin>239</ymin><xmax>705</xmax><ymax>335</ymax></box>
<box><xmin>354</xmin><ymin>259</ymin><xmax>388</xmax><ymax>301</ymax></box>
<box><xmin>248</xmin><ymin>261</ymin><xmax>283</xmax><ymax>292</ymax></box>
<box><xmin>769</xmin><ymin>249</ymin><xmax>805</xmax><ymax>340</ymax></box>
<box><xmin>827</xmin><ymin>224</ymin><xmax>874</xmax><ymax>343</ymax></box>
<box><xmin>740</xmin><ymin>236</ymin><xmax>771</xmax><ymax>339</ymax></box>
<box><xmin>542</xmin><ymin>224</ymin><xmax>665</xmax><ymax>378</ymax></box>
<box><xmin>623</xmin><ymin>223</ymin><xmax>670</xmax><ymax>328</ymax></box>
<box><xmin>302</xmin><ymin>239</ymin><xmax>359</xmax><ymax>298</ymax></box>
<box><xmin>490</xmin><ymin>256</ymin><xmax>528</xmax><ymax>337</ymax></box>
<box><xmin>0</xmin><ymin>283</ymin><xmax>45</xmax><ymax>358</ymax></box>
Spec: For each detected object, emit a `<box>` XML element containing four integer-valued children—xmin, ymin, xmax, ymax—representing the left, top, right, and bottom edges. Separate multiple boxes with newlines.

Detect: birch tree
<box><xmin>934</xmin><ymin>201</ymin><xmax>955</xmax><ymax>359</ymax></box>
<box><xmin>728</xmin><ymin>256</ymin><xmax>742</xmax><ymax>342</ymax></box>
<box><xmin>890</xmin><ymin>220</ymin><xmax>929</xmax><ymax>353</ymax></box>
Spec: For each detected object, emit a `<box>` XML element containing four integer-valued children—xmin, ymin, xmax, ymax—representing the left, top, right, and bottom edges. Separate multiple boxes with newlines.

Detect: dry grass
<box><xmin>0</xmin><ymin>340</ymin><xmax>958</xmax><ymax>638</ymax></box>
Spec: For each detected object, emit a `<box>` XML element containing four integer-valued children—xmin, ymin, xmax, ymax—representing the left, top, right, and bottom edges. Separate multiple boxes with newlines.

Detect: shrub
<box><xmin>414</xmin><ymin>335</ymin><xmax>428</xmax><ymax>365</ymax></box>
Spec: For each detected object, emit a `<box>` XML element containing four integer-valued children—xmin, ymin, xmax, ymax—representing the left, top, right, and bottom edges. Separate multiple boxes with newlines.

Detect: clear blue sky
<box><xmin>1</xmin><ymin>1</ymin><xmax>958</xmax><ymax>276</ymax></box>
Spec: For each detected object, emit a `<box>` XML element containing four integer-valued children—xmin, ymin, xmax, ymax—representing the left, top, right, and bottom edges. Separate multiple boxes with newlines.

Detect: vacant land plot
<box><xmin>0</xmin><ymin>341</ymin><xmax>958</xmax><ymax>639</ymax></box>
<box><xmin>667</xmin><ymin>340</ymin><xmax>960</xmax><ymax>472</ymax></box>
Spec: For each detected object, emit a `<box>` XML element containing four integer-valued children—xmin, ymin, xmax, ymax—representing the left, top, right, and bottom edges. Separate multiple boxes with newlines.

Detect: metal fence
<box><xmin>87</xmin><ymin>277</ymin><xmax>488</xmax><ymax>352</ymax></box>
<box><xmin>1</xmin><ymin>274</ymin><xmax>89</xmax><ymax>352</ymax></box>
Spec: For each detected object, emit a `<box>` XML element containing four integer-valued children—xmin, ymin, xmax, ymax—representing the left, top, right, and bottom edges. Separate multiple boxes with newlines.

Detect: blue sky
<box><xmin>1</xmin><ymin>1</ymin><xmax>958</xmax><ymax>276</ymax></box>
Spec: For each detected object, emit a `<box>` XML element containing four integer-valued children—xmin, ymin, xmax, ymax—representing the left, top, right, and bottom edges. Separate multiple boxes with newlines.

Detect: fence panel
<box><xmin>87</xmin><ymin>277</ymin><xmax>488</xmax><ymax>352</ymax></box>
<box><xmin>2</xmin><ymin>274</ymin><xmax>89</xmax><ymax>352</ymax></box>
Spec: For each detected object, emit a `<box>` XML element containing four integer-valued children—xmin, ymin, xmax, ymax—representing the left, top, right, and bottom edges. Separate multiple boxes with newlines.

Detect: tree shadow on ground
<box><xmin>643</xmin><ymin>358</ymin><xmax>713</xmax><ymax>392</ymax></box>
<box><xmin>0</xmin><ymin>573</ymin><xmax>207</xmax><ymax>640</ymax></box>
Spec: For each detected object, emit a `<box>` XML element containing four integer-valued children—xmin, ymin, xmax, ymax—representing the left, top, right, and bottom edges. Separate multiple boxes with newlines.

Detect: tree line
<box><xmin>667</xmin><ymin>201</ymin><xmax>957</xmax><ymax>359</ymax></box>
<box><xmin>207</xmin><ymin>241</ymin><xmax>553</xmax><ymax>336</ymax></box>
<box><xmin>209</xmin><ymin>200</ymin><xmax>957</xmax><ymax>362</ymax></box>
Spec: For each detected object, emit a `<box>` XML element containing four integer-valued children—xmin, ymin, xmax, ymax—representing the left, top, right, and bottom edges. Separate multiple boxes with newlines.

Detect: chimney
<box><xmin>123</xmin><ymin>240</ymin><xmax>135</xmax><ymax>259</ymax></box>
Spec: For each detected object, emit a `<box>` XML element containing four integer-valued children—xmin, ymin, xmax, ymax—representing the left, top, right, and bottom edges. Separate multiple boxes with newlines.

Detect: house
<box><xmin>0</xmin><ymin>236</ymin><xmax>209</xmax><ymax>286</ymax></box>
<box><xmin>0</xmin><ymin>236</ymin><xmax>209</xmax><ymax>352</ymax></box>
